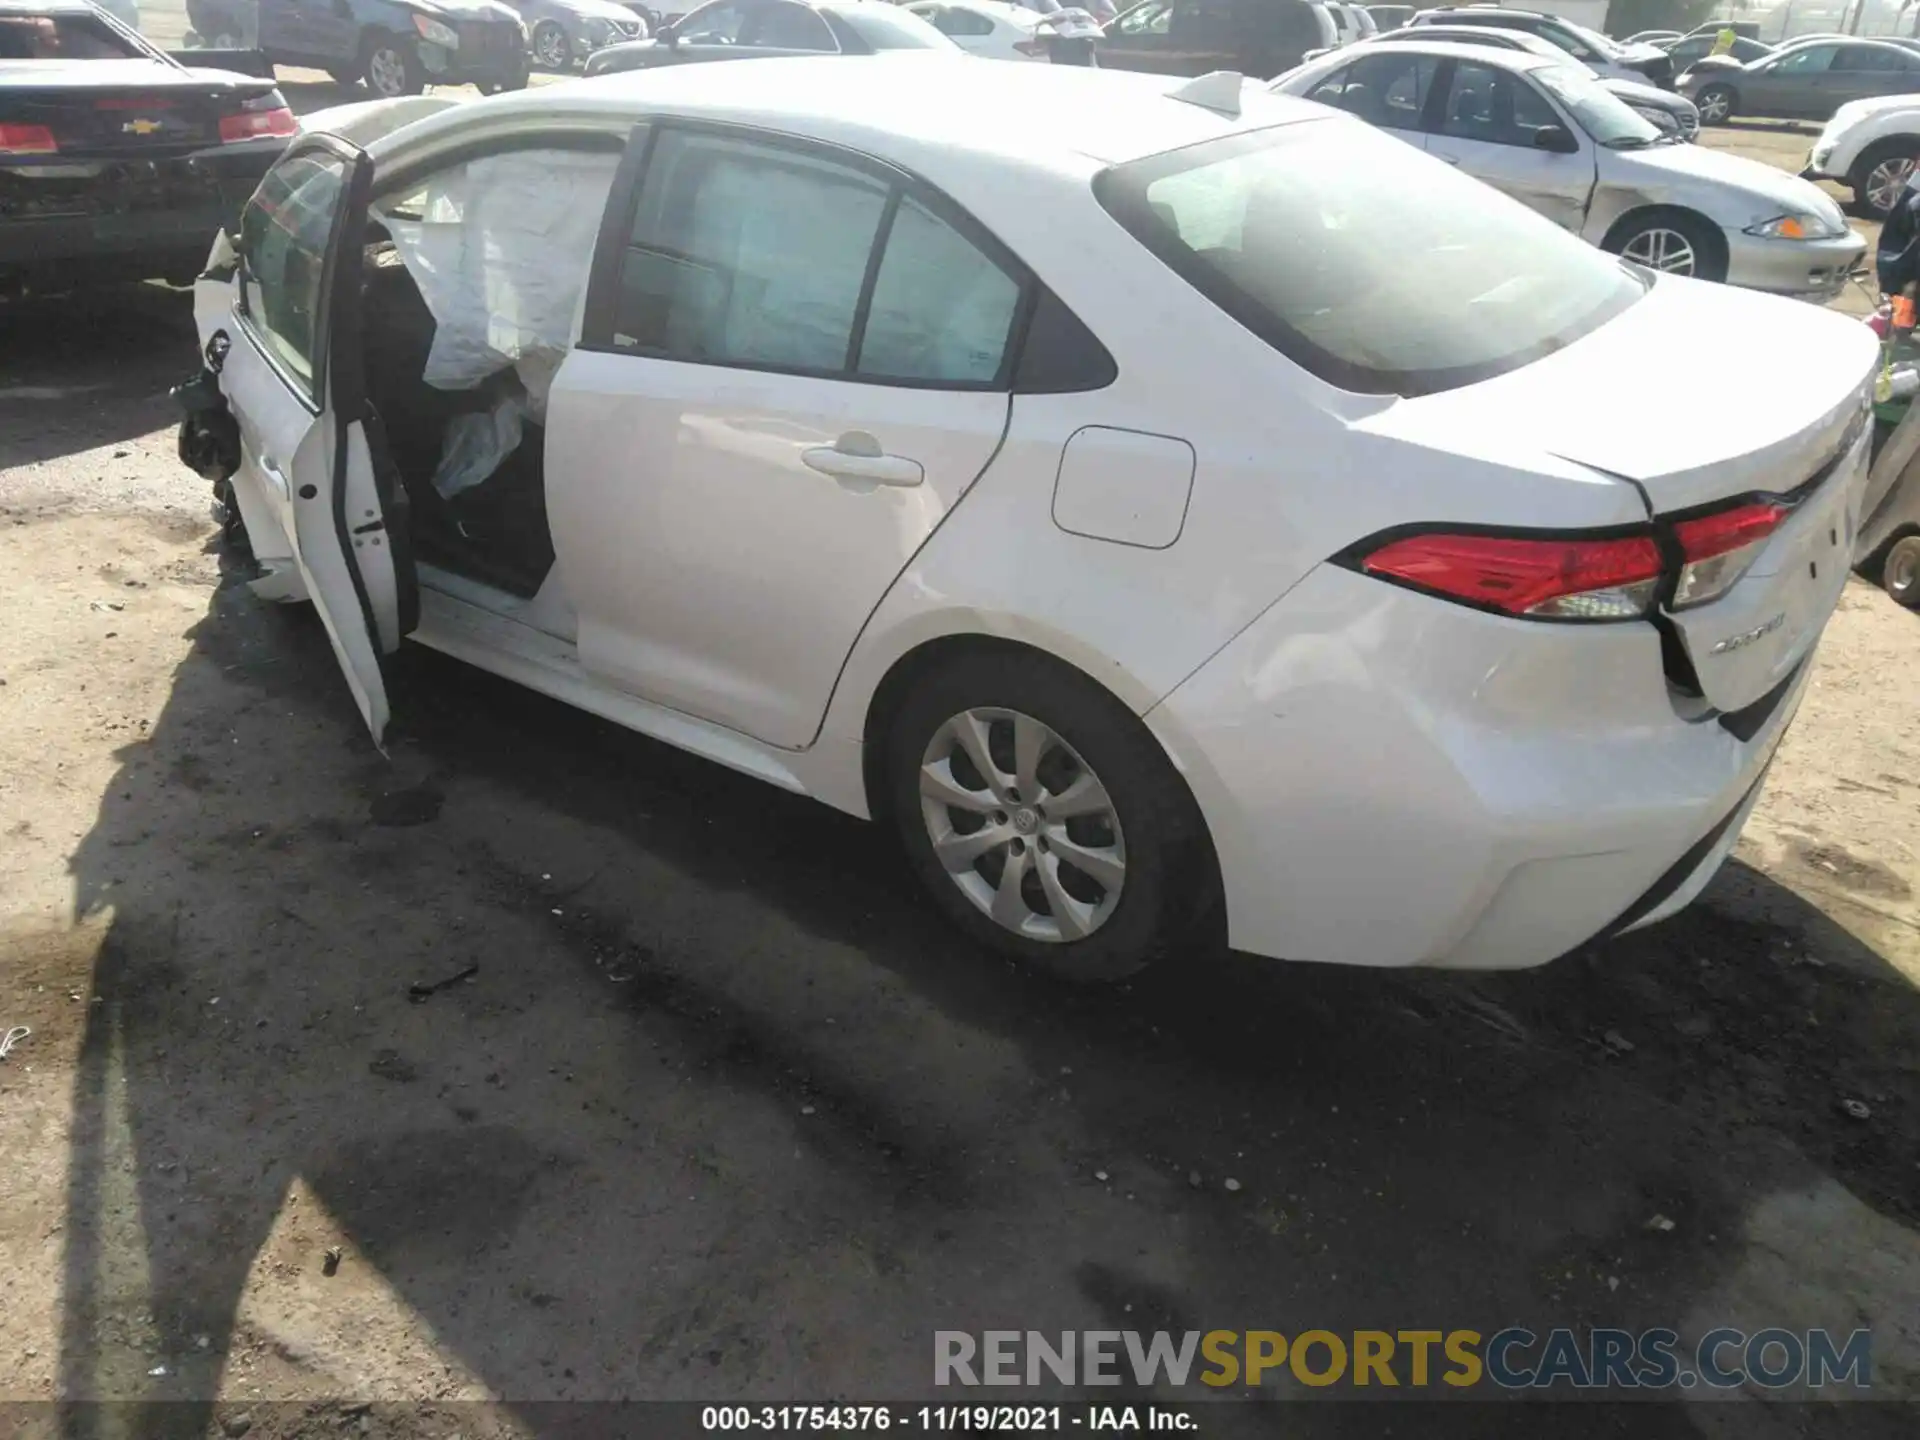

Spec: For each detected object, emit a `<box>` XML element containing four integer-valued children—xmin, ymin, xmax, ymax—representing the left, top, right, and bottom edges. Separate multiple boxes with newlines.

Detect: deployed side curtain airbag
<box><xmin>376</xmin><ymin>147</ymin><xmax>620</xmax><ymax>418</ymax></box>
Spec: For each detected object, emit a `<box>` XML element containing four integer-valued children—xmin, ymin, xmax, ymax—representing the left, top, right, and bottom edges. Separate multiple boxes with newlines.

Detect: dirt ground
<box><xmin>4</xmin><ymin>116</ymin><xmax>1920</xmax><ymax>1438</ymax></box>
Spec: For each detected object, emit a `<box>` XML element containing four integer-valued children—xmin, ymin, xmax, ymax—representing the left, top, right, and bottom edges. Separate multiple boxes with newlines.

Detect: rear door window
<box><xmin>1438</xmin><ymin>61</ymin><xmax>1560</xmax><ymax>148</ymax></box>
<box><xmin>741</xmin><ymin>1</ymin><xmax>837</xmax><ymax>49</ymax></box>
<box><xmin>603</xmin><ymin>128</ymin><xmax>1024</xmax><ymax>387</ymax></box>
<box><xmin>1836</xmin><ymin>44</ymin><xmax>1904</xmax><ymax>73</ymax></box>
<box><xmin>857</xmin><ymin>195</ymin><xmax>1021</xmax><ymax>384</ymax></box>
<box><xmin>1310</xmin><ymin>51</ymin><xmax>1438</xmax><ymax>131</ymax></box>
<box><xmin>611</xmin><ymin>129</ymin><xmax>890</xmax><ymax>372</ymax></box>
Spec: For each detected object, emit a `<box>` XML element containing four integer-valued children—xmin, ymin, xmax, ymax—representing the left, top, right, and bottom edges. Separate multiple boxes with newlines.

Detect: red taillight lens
<box><xmin>1015</xmin><ymin>38</ymin><xmax>1049</xmax><ymax>54</ymax></box>
<box><xmin>1360</xmin><ymin>530</ymin><xmax>1664</xmax><ymax>621</ymax></box>
<box><xmin>0</xmin><ymin>122</ymin><xmax>57</xmax><ymax>155</ymax></box>
<box><xmin>1671</xmin><ymin>500</ymin><xmax>1789</xmax><ymax>610</ymax></box>
<box><xmin>220</xmin><ymin>106</ymin><xmax>298</xmax><ymax>144</ymax></box>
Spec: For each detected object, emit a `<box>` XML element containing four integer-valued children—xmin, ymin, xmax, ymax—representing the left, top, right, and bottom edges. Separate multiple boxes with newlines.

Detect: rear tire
<box><xmin>1884</xmin><ymin>534</ymin><xmax>1920</xmax><ymax>607</ymax></box>
<box><xmin>363</xmin><ymin>35</ymin><xmax>425</xmax><ymax>97</ymax></box>
<box><xmin>1694</xmin><ymin>82</ymin><xmax>1736</xmax><ymax>125</ymax></box>
<box><xmin>1850</xmin><ymin>137</ymin><xmax>1920</xmax><ymax>219</ymax></box>
<box><xmin>884</xmin><ymin>650</ymin><xmax>1213</xmax><ymax>983</ymax></box>
<box><xmin>531</xmin><ymin>20</ymin><xmax>571</xmax><ymax>70</ymax></box>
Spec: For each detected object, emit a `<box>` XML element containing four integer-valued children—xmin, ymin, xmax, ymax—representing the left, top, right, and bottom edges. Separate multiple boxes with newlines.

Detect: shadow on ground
<box><xmin>33</xmin><ymin>541</ymin><xmax>1918</xmax><ymax>1440</ymax></box>
<box><xmin>0</xmin><ymin>287</ymin><xmax>198</xmax><ymax>470</ymax></box>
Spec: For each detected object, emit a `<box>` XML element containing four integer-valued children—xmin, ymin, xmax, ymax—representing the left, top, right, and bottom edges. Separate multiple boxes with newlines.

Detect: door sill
<box><xmin>419</xmin><ymin>561</ymin><xmax>576</xmax><ymax>642</ymax></box>
<box><xmin>409</xmin><ymin>586</ymin><xmax>813</xmax><ymax>798</ymax></box>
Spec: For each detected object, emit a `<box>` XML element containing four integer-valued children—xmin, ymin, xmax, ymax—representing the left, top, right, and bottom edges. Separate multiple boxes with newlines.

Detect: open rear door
<box><xmin>226</xmin><ymin>132</ymin><xmax>417</xmax><ymax>749</ymax></box>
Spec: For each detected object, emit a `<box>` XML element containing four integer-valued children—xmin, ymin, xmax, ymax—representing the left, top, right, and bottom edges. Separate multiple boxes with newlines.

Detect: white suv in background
<box><xmin>1806</xmin><ymin>93</ymin><xmax>1920</xmax><ymax>219</ymax></box>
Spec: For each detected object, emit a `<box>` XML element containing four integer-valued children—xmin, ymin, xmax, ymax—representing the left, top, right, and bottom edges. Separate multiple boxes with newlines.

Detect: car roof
<box><xmin>1326</xmin><ymin>37</ymin><xmax>1559</xmax><ymax>71</ymax></box>
<box><xmin>916</xmin><ymin>0</ymin><xmax>1034</xmax><ymax>13</ymax></box>
<box><xmin>1421</xmin><ymin>5</ymin><xmax>1553</xmax><ymax>17</ymax></box>
<box><xmin>1777</xmin><ymin>34</ymin><xmax>1912</xmax><ymax>51</ymax></box>
<box><xmin>0</xmin><ymin>0</ymin><xmax>109</xmax><ymax>12</ymax></box>
<box><xmin>1386</xmin><ymin>23</ymin><xmax>1555</xmax><ymax>48</ymax></box>
<box><xmin>383</xmin><ymin>57</ymin><xmax>1327</xmax><ymax>171</ymax></box>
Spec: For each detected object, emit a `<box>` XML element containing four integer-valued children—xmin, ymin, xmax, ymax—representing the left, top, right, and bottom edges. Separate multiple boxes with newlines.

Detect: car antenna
<box><xmin>1167</xmin><ymin>71</ymin><xmax>1246</xmax><ymax>118</ymax></box>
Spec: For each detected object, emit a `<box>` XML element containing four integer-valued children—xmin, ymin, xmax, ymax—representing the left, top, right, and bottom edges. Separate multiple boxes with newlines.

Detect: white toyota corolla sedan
<box><xmin>177</xmin><ymin>61</ymin><xmax>1876</xmax><ymax>982</ymax></box>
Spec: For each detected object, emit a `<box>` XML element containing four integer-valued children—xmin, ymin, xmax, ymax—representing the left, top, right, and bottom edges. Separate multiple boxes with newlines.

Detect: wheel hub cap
<box><xmin>1622</xmin><ymin>227</ymin><xmax>1696</xmax><ymax>275</ymax></box>
<box><xmin>1870</xmin><ymin>158</ymin><xmax>1916</xmax><ymax>214</ymax></box>
<box><xmin>371</xmin><ymin>50</ymin><xmax>404</xmax><ymax>93</ymax></box>
<box><xmin>919</xmin><ymin>707</ymin><xmax>1126</xmax><ymax>944</ymax></box>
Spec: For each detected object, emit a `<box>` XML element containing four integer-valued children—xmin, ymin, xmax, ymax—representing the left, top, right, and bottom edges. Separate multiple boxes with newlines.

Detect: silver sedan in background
<box><xmin>1303</xmin><ymin>23</ymin><xmax>1702</xmax><ymax>139</ymax></box>
<box><xmin>1274</xmin><ymin>40</ymin><xmax>1864</xmax><ymax>298</ymax></box>
<box><xmin>507</xmin><ymin>0</ymin><xmax>650</xmax><ymax>68</ymax></box>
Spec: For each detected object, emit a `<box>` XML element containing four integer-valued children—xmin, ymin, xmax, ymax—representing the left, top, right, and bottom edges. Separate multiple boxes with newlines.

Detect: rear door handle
<box><xmin>802</xmin><ymin>431</ymin><xmax>924</xmax><ymax>489</ymax></box>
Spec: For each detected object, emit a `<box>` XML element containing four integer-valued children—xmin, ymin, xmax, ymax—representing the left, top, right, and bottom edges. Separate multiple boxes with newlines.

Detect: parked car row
<box><xmin>1312</xmin><ymin>20</ymin><xmax>1699</xmax><ymax>139</ymax></box>
<box><xmin>183</xmin><ymin>0</ymin><xmax>662</xmax><ymax>95</ymax></box>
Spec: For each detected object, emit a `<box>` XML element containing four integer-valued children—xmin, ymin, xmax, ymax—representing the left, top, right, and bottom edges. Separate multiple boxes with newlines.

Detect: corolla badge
<box><xmin>1708</xmin><ymin>612</ymin><xmax>1786</xmax><ymax>656</ymax></box>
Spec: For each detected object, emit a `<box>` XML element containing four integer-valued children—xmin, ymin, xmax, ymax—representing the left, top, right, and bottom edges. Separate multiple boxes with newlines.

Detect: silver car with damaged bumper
<box><xmin>1274</xmin><ymin>41</ymin><xmax>1865</xmax><ymax>298</ymax></box>
<box><xmin>1297</xmin><ymin>24</ymin><xmax>1702</xmax><ymax>139</ymax></box>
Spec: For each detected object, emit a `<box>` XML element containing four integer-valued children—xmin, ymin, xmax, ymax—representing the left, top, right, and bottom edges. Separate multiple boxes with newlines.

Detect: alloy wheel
<box><xmin>368</xmin><ymin>46</ymin><xmax>410</xmax><ymax>97</ymax></box>
<box><xmin>1868</xmin><ymin>156</ymin><xmax>1917</xmax><ymax>216</ymax></box>
<box><xmin>534</xmin><ymin>24</ymin><xmax>570</xmax><ymax>67</ymax></box>
<box><xmin>918</xmin><ymin>708</ymin><xmax>1126</xmax><ymax>943</ymax></box>
<box><xmin>1621</xmin><ymin>226</ymin><xmax>1698</xmax><ymax>275</ymax></box>
<box><xmin>1887</xmin><ymin>538</ymin><xmax>1920</xmax><ymax>602</ymax></box>
<box><xmin>1698</xmin><ymin>89</ymin><xmax>1731</xmax><ymax>123</ymax></box>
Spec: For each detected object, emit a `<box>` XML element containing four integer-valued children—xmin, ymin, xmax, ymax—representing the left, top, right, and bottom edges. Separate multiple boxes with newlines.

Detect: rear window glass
<box><xmin>0</xmin><ymin>14</ymin><xmax>142</xmax><ymax>59</ymax></box>
<box><xmin>1093</xmin><ymin>117</ymin><xmax>1644</xmax><ymax>396</ymax></box>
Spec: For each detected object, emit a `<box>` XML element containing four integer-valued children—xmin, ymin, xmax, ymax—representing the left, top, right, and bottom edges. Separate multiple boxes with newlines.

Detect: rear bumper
<box><xmin>1724</xmin><ymin>227</ymin><xmax>1868</xmax><ymax>300</ymax></box>
<box><xmin>0</xmin><ymin>138</ymin><xmax>283</xmax><ymax>287</ymax></box>
<box><xmin>1148</xmin><ymin>564</ymin><xmax>1823</xmax><ymax>971</ymax></box>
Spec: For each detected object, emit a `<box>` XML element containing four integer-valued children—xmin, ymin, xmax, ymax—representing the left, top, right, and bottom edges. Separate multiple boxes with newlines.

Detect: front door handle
<box><xmin>802</xmin><ymin>431</ymin><xmax>924</xmax><ymax>489</ymax></box>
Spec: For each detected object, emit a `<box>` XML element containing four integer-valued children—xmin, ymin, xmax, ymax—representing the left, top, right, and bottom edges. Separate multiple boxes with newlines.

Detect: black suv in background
<box><xmin>187</xmin><ymin>0</ymin><xmax>530</xmax><ymax>96</ymax></box>
<box><xmin>1098</xmin><ymin>0</ymin><xmax>1332</xmax><ymax>79</ymax></box>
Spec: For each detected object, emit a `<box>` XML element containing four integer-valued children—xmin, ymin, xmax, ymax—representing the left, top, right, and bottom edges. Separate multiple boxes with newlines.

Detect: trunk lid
<box><xmin>0</xmin><ymin>59</ymin><xmax>266</xmax><ymax>157</ymax></box>
<box><xmin>1388</xmin><ymin>276</ymin><xmax>1877</xmax><ymax>714</ymax></box>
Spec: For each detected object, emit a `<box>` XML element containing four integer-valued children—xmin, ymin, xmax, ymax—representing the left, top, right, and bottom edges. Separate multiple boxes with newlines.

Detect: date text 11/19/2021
<box><xmin>701</xmin><ymin>1407</ymin><xmax>1190</xmax><ymax>1432</ymax></box>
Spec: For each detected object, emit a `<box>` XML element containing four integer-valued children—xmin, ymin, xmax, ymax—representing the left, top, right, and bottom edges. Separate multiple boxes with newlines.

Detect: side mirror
<box><xmin>1533</xmin><ymin>123</ymin><xmax>1577</xmax><ymax>153</ymax></box>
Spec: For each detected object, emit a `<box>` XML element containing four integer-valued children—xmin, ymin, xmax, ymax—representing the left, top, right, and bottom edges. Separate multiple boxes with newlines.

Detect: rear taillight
<box><xmin>1671</xmin><ymin>501</ymin><xmax>1789</xmax><ymax>610</ymax></box>
<box><xmin>1015</xmin><ymin>37</ymin><xmax>1050</xmax><ymax>55</ymax></box>
<box><xmin>0</xmin><ymin>122</ymin><xmax>57</xmax><ymax>155</ymax></box>
<box><xmin>1352</xmin><ymin>496</ymin><xmax>1796</xmax><ymax>624</ymax></box>
<box><xmin>221</xmin><ymin>89</ymin><xmax>297</xmax><ymax>144</ymax></box>
<box><xmin>1360</xmin><ymin>531</ymin><xmax>1665</xmax><ymax>621</ymax></box>
<box><xmin>220</xmin><ymin>106</ymin><xmax>297</xmax><ymax>144</ymax></box>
